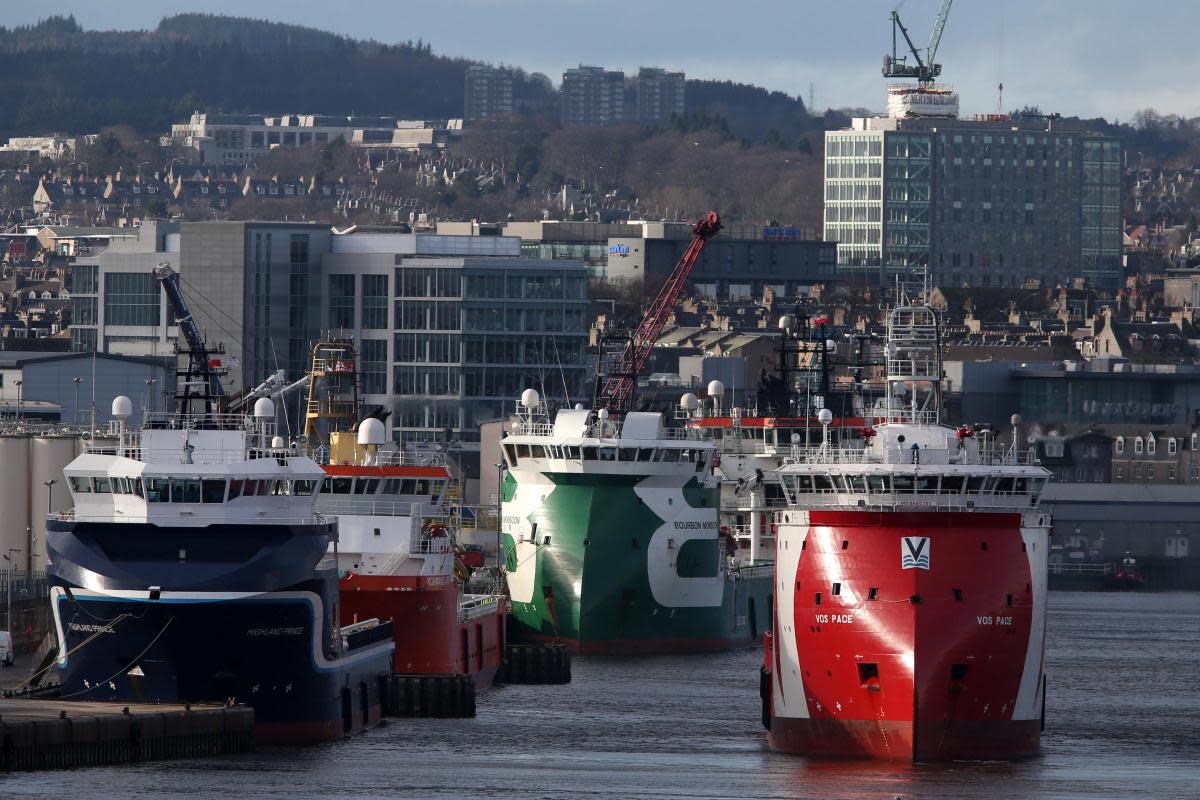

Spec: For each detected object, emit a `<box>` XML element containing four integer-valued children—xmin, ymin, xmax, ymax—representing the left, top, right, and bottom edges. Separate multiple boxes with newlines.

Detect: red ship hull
<box><xmin>766</xmin><ymin>510</ymin><xmax>1049</xmax><ymax>761</ymax></box>
<box><xmin>340</xmin><ymin>573</ymin><xmax>505</xmax><ymax>689</ymax></box>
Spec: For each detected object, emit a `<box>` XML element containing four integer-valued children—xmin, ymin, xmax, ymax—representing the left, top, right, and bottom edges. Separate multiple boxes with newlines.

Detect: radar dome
<box><xmin>111</xmin><ymin>396</ymin><xmax>132</xmax><ymax>419</ymax></box>
<box><xmin>253</xmin><ymin>397</ymin><xmax>275</xmax><ymax>419</ymax></box>
<box><xmin>778</xmin><ymin>315</ymin><xmax>795</xmax><ymax>332</ymax></box>
<box><xmin>818</xmin><ymin>408</ymin><xmax>834</xmax><ymax>426</ymax></box>
<box><xmin>791</xmin><ymin>433</ymin><xmax>801</xmax><ymax>444</ymax></box>
<box><xmin>707</xmin><ymin>380</ymin><xmax>725</xmax><ymax>398</ymax></box>
<box><xmin>574</xmin><ymin>403</ymin><xmax>585</xmax><ymax>411</ymax></box>
<box><xmin>357</xmin><ymin>417</ymin><xmax>386</xmax><ymax>446</ymax></box>
<box><xmin>679</xmin><ymin>393</ymin><xmax>700</xmax><ymax>411</ymax></box>
<box><xmin>598</xmin><ymin>408</ymin><xmax>610</xmax><ymax>421</ymax></box>
<box><xmin>520</xmin><ymin>388</ymin><xmax>540</xmax><ymax>408</ymax></box>
<box><xmin>271</xmin><ymin>436</ymin><xmax>286</xmax><ymax>449</ymax></box>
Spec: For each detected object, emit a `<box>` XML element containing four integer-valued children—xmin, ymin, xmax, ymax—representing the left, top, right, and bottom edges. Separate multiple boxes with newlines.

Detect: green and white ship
<box><xmin>500</xmin><ymin>390</ymin><xmax>774</xmax><ymax>654</ymax></box>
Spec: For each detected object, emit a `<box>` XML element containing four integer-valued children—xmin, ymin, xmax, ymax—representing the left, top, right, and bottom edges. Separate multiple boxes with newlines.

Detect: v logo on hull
<box><xmin>901</xmin><ymin>536</ymin><xmax>930</xmax><ymax>570</ymax></box>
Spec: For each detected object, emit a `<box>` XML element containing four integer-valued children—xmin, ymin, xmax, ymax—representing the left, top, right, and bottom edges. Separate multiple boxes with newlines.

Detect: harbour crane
<box><xmin>593</xmin><ymin>212</ymin><xmax>721</xmax><ymax>415</ymax></box>
<box><xmin>153</xmin><ymin>262</ymin><xmax>226</xmax><ymax>416</ymax></box>
<box><xmin>883</xmin><ymin>0</ymin><xmax>956</xmax><ymax>85</ymax></box>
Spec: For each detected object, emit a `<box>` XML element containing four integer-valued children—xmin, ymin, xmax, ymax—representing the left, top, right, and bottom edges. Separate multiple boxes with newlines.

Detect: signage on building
<box><xmin>763</xmin><ymin>226</ymin><xmax>806</xmax><ymax>241</ymax></box>
<box><xmin>608</xmin><ymin>244</ymin><xmax>631</xmax><ymax>256</ymax></box>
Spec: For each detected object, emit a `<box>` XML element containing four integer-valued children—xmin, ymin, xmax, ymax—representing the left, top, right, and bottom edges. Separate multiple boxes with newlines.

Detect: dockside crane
<box><xmin>883</xmin><ymin>0</ymin><xmax>955</xmax><ymax>85</ymax></box>
<box><xmin>593</xmin><ymin>211</ymin><xmax>721</xmax><ymax>415</ymax></box>
<box><xmin>153</xmin><ymin>262</ymin><xmax>226</xmax><ymax>416</ymax></box>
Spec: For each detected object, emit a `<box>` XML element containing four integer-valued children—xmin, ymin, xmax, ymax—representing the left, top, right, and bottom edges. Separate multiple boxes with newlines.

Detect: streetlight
<box><xmin>3</xmin><ymin>548</ymin><xmax>20</xmax><ymax>631</ymax></box>
<box><xmin>14</xmin><ymin>379</ymin><xmax>22</xmax><ymax>421</ymax></box>
<box><xmin>145</xmin><ymin>377</ymin><xmax>157</xmax><ymax>417</ymax></box>
<box><xmin>73</xmin><ymin>377</ymin><xmax>82</xmax><ymax>425</ymax></box>
<box><xmin>43</xmin><ymin>478</ymin><xmax>56</xmax><ymax>518</ymax></box>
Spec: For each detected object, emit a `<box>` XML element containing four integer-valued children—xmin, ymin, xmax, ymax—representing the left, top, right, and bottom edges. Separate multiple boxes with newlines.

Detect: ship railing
<box><xmin>786</xmin><ymin>446</ymin><xmax>872</xmax><ymax>464</ymax></box>
<box><xmin>459</xmin><ymin>594</ymin><xmax>501</xmax><ymax>623</ymax></box>
<box><xmin>52</xmin><ymin>509</ymin><xmax>329</xmax><ymax>525</ymax></box>
<box><xmin>780</xmin><ymin>492</ymin><xmax>1040</xmax><ymax>513</ymax></box>
<box><xmin>1048</xmin><ymin>562</ymin><xmax>1113</xmax><ymax>576</ymax></box>
<box><xmin>733</xmin><ymin>563</ymin><xmax>774</xmax><ymax>580</ymax></box>
<box><xmin>318</xmin><ymin>498</ymin><xmax>448</xmax><ymax>518</ymax></box>
<box><xmin>143</xmin><ymin>412</ymin><xmax>264</xmax><ymax>432</ymax></box>
<box><xmin>313</xmin><ymin>447</ymin><xmax>447</xmax><ymax>468</ymax></box>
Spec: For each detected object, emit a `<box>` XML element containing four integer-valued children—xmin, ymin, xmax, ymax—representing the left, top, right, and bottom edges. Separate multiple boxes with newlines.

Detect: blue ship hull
<box><xmin>47</xmin><ymin>520</ymin><xmax>395</xmax><ymax>744</ymax></box>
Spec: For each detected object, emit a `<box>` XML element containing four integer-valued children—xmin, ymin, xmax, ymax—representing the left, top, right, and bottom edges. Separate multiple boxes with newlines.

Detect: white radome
<box><xmin>111</xmin><ymin>395</ymin><xmax>133</xmax><ymax>419</ymax></box>
<box><xmin>707</xmin><ymin>380</ymin><xmax>725</xmax><ymax>398</ymax></box>
<box><xmin>253</xmin><ymin>397</ymin><xmax>275</xmax><ymax>419</ymax></box>
<box><xmin>357</xmin><ymin>417</ymin><xmax>386</xmax><ymax>446</ymax></box>
<box><xmin>520</xmin><ymin>388</ymin><xmax>540</xmax><ymax>408</ymax></box>
<box><xmin>818</xmin><ymin>408</ymin><xmax>834</xmax><ymax>426</ymax></box>
<box><xmin>680</xmin><ymin>393</ymin><xmax>700</xmax><ymax>411</ymax></box>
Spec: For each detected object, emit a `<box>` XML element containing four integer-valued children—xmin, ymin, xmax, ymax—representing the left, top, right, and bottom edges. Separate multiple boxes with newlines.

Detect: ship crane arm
<box><xmin>153</xmin><ymin>262</ymin><xmax>224</xmax><ymax>411</ymax></box>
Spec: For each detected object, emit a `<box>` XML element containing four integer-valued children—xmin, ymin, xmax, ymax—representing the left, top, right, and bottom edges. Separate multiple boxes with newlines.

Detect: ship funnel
<box><xmin>111</xmin><ymin>395</ymin><xmax>132</xmax><ymax>419</ymax></box>
<box><xmin>253</xmin><ymin>397</ymin><xmax>275</xmax><ymax>419</ymax></box>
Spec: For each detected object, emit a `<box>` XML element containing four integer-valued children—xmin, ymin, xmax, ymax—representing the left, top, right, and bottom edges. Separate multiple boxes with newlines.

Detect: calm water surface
<box><xmin>4</xmin><ymin>591</ymin><xmax>1198</xmax><ymax>799</ymax></box>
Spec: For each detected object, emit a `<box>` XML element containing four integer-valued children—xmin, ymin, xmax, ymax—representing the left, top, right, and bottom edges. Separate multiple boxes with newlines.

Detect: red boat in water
<box><xmin>1106</xmin><ymin>553</ymin><xmax>1146</xmax><ymax>591</ymax></box>
<box><xmin>305</xmin><ymin>341</ymin><xmax>506</xmax><ymax>689</ymax></box>
<box><xmin>762</xmin><ymin>299</ymin><xmax>1052</xmax><ymax>761</ymax></box>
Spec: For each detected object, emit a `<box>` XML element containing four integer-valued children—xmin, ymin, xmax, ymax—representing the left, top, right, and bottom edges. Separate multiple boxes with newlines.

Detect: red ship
<box><xmin>762</xmin><ymin>300</ymin><xmax>1052</xmax><ymax>761</ymax></box>
<box><xmin>304</xmin><ymin>341</ymin><xmax>506</xmax><ymax>690</ymax></box>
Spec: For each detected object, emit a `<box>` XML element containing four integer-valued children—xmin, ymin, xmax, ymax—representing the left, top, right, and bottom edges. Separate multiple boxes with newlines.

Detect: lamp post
<box><xmin>40</xmin><ymin>479</ymin><xmax>55</xmax><ymax>568</ymax></box>
<box><xmin>14</xmin><ymin>379</ymin><xmax>21</xmax><ymax>421</ymax></box>
<box><xmin>73</xmin><ymin>377</ymin><xmax>82</xmax><ymax>424</ymax></box>
<box><xmin>3</xmin><ymin>548</ymin><xmax>20</xmax><ymax>631</ymax></box>
<box><xmin>145</xmin><ymin>377</ymin><xmax>157</xmax><ymax>417</ymax></box>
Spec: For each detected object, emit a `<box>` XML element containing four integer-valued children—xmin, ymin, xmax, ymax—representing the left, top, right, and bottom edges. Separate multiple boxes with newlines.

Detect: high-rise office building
<box><xmin>636</xmin><ymin>68</ymin><xmax>686</xmax><ymax>123</ymax></box>
<box><xmin>823</xmin><ymin>115</ymin><xmax>1123</xmax><ymax>288</ymax></box>
<box><xmin>465</xmin><ymin>65</ymin><xmax>514</xmax><ymax>122</ymax></box>
<box><xmin>561</xmin><ymin>66</ymin><xmax>626</xmax><ymax>127</ymax></box>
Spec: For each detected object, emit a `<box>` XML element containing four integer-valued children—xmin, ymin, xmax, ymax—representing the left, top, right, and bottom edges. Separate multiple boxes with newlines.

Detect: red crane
<box><xmin>595</xmin><ymin>211</ymin><xmax>722</xmax><ymax>414</ymax></box>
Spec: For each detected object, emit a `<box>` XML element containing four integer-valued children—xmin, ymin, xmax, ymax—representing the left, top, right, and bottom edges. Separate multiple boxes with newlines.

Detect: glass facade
<box><xmin>70</xmin><ymin>327</ymin><xmax>97</xmax><ymax>353</ymax></box>
<box><xmin>72</xmin><ymin>296</ymin><xmax>97</xmax><ymax>326</ymax></box>
<box><xmin>329</xmin><ymin>274</ymin><xmax>355</xmax><ymax>329</ymax></box>
<box><xmin>1081</xmin><ymin>139</ymin><xmax>1122</xmax><ymax>286</ymax></box>
<box><xmin>392</xmin><ymin>261</ymin><xmax>589</xmax><ymax>443</ymax></box>
<box><xmin>288</xmin><ymin>234</ymin><xmax>311</xmax><ymax>379</ymax></box>
<box><xmin>72</xmin><ymin>264</ymin><xmax>98</xmax><ymax>294</ymax></box>
<box><xmin>824</xmin><ymin>133</ymin><xmax>884</xmax><ymax>270</ymax></box>
<box><xmin>360</xmin><ymin>338</ymin><xmax>388</xmax><ymax>395</ymax></box>
<box><xmin>103</xmin><ymin>272</ymin><xmax>160</xmax><ymax>326</ymax></box>
<box><xmin>361</xmin><ymin>274</ymin><xmax>388</xmax><ymax>329</ymax></box>
<box><xmin>882</xmin><ymin>133</ymin><xmax>931</xmax><ymax>274</ymax></box>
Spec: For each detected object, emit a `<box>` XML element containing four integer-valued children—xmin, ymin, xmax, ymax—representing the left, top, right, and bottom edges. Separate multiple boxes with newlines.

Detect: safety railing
<box><xmin>459</xmin><ymin>594</ymin><xmax>501</xmax><ymax>623</ymax></box>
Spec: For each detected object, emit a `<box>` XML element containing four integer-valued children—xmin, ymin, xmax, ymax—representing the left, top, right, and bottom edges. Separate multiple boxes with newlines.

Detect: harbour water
<box><xmin>4</xmin><ymin>591</ymin><xmax>1198</xmax><ymax>799</ymax></box>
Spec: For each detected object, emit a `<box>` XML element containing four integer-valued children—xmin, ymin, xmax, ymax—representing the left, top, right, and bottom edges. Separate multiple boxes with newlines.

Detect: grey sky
<box><xmin>6</xmin><ymin>0</ymin><xmax>1195</xmax><ymax>121</ymax></box>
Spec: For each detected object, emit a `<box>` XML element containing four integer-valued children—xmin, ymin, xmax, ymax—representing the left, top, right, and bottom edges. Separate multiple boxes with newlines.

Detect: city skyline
<box><xmin>4</xmin><ymin>0</ymin><xmax>1195</xmax><ymax>122</ymax></box>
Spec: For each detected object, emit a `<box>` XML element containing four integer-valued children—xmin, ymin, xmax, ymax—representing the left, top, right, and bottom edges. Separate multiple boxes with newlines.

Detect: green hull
<box><xmin>502</xmin><ymin>469</ymin><xmax>774</xmax><ymax>654</ymax></box>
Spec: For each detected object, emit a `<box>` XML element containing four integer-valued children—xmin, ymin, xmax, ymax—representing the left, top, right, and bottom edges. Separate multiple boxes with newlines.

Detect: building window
<box><xmin>361</xmin><ymin>275</ymin><xmax>388</xmax><ymax>329</ymax></box>
<box><xmin>1148</xmin><ymin>465</ymin><xmax>1156</xmax><ymax>480</ymax></box>
<box><xmin>1169</xmin><ymin>466</ymin><xmax>1177</xmax><ymax>481</ymax></box>
<box><xmin>328</xmin><ymin>274</ymin><xmax>355</xmax><ymax>329</ymax></box>
<box><xmin>1134</xmin><ymin>463</ymin><xmax>1143</xmax><ymax>479</ymax></box>
<box><xmin>1115</xmin><ymin>465</ymin><xmax>1123</xmax><ymax>479</ymax></box>
<box><xmin>1168</xmin><ymin>438</ymin><xmax>1177</xmax><ymax>455</ymax></box>
<box><xmin>1147</xmin><ymin>436</ymin><xmax>1156</xmax><ymax>455</ymax></box>
<box><xmin>72</xmin><ymin>264</ymin><xmax>99</xmax><ymax>294</ymax></box>
<box><xmin>360</xmin><ymin>339</ymin><xmax>388</xmax><ymax>395</ymax></box>
<box><xmin>1115</xmin><ymin>437</ymin><xmax>1124</xmax><ymax>454</ymax></box>
<box><xmin>1134</xmin><ymin>437</ymin><xmax>1144</xmax><ymax>455</ymax></box>
<box><xmin>103</xmin><ymin>272</ymin><xmax>160</xmax><ymax>327</ymax></box>
<box><xmin>72</xmin><ymin>296</ymin><xmax>97</xmax><ymax>326</ymax></box>
<box><xmin>70</xmin><ymin>327</ymin><xmax>97</xmax><ymax>353</ymax></box>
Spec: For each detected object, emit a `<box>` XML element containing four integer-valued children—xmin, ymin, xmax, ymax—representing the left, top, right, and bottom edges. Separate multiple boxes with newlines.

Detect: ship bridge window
<box><xmin>659</xmin><ymin>448</ymin><xmax>680</xmax><ymax>463</ymax></box>
<box><xmin>994</xmin><ymin>477</ymin><xmax>1017</xmax><ymax>494</ymax></box>
<box><xmin>170</xmin><ymin>479</ymin><xmax>201</xmax><ymax>503</ymax></box>
<box><xmin>94</xmin><ymin>477</ymin><xmax>112</xmax><ymax>494</ymax></box>
<box><xmin>600</xmin><ymin>446</ymin><xmax>617</xmax><ymax>461</ymax></box>
<box><xmin>914</xmin><ymin>476</ymin><xmax>939</xmax><ymax>494</ymax></box>
<box><xmin>583</xmin><ymin>446</ymin><xmax>599</xmax><ymax>460</ymax></box>
<box><xmin>229</xmin><ymin>479</ymin><xmax>244</xmax><ymax>500</ymax></box>
<box><xmin>431</xmin><ymin>481</ymin><xmax>443</xmax><ymax>503</ymax></box>
<box><xmin>565</xmin><ymin>445</ymin><xmax>582</xmax><ymax>459</ymax></box>
<box><xmin>620</xmin><ymin>447</ymin><xmax>638</xmax><ymax>461</ymax></box>
<box><xmin>845</xmin><ymin>475</ymin><xmax>867</xmax><ymax>493</ymax></box>
<box><xmin>517</xmin><ymin>444</ymin><xmax>532</xmax><ymax>459</ymax></box>
<box><xmin>145</xmin><ymin>478</ymin><xmax>170</xmax><ymax>502</ymax></box>
<box><xmin>942</xmin><ymin>476</ymin><xmax>967</xmax><ymax>494</ymax></box>
<box><xmin>381</xmin><ymin>478</ymin><xmax>399</xmax><ymax>494</ymax></box>
<box><xmin>202</xmin><ymin>479</ymin><xmax>226</xmax><ymax>503</ymax></box>
<box><xmin>797</xmin><ymin>475</ymin><xmax>814</xmax><ymax>492</ymax></box>
<box><xmin>415</xmin><ymin>479</ymin><xmax>431</xmax><ymax>496</ymax></box>
<box><xmin>965</xmin><ymin>476</ymin><xmax>988</xmax><ymax>494</ymax></box>
<box><xmin>983</xmin><ymin>477</ymin><xmax>1000</xmax><ymax>493</ymax></box>
<box><xmin>69</xmin><ymin>477</ymin><xmax>92</xmax><ymax>494</ymax></box>
<box><xmin>892</xmin><ymin>475</ymin><xmax>915</xmax><ymax>493</ymax></box>
<box><xmin>503</xmin><ymin>443</ymin><xmax>518</xmax><ymax>466</ymax></box>
<box><xmin>811</xmin><ymin>475</ymin><xmax>835</xmax><ymax>493</ymax></box>
<box><xmin>331</xmin><ymin>477</ymin><xmax>353</xmax><ymax>494</ymax></box>
<box><xmin>638</xmin><ymin>448</ymin><xmax>654</xmax><ymax>462</ymax></box>
<box><xmin>354</xmin><ymin>478</ymin><xmax>380</xmax><ymax>495</ymax></box>
<box><xmin>866</xmin><ymin>475</ymin><xmax>889</xmax><ymax>493</ymax></box>
<box><xmin>530</xmin><ymin>445</ymin><xmax>547</xmax><ymax>459</ymax></box>
<box><xmin>400</xmin><ymin>479</ymin><xmax>417</xmax><ymax>494</ymax></box>
<box><xmin>131</xmin><ymin>477</ymin><xmax>144</xmax><ymax>498</ymax></box>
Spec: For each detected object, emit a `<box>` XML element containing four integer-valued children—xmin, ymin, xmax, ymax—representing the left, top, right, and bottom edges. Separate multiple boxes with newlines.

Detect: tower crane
<box><xmin>593</xmin><ymin>212</ymin><xmax>721</xmax><ymax>415</ymax></box>
<box><xmin>883</xmin><ymin>0</ymin><xmax>955</xmax><ymax>85</ymax></box>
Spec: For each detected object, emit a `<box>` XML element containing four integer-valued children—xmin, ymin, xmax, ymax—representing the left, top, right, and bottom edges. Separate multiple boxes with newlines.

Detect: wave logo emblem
<box><xmin>901</xmin><ymin>536</ymin><xmax>930</xmax><ymax>570</ymax></box>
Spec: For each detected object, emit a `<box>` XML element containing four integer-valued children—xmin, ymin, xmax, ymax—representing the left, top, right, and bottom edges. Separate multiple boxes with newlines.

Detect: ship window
<box><xmin>914</xmin><ymin>476</ymin><xmax>939</xmax><ymax>494</ymax></box>
<box><xmin>811</xmin><ymin>475</ymin><xmax>835</xmax><ymax>493</ymax></box>
<box><xmin>415</xmin><ymin>480</ymin><xmax>431</xmax><ymax>496</ymax></box>
<box><xmin>942</xmin><ymin>475</ymin><xmax>967</xmax><ymax>493</ymax></box>
<box><xmin>620</xmin><ymin>448</ymin><xmax>638</xmax><ymax>461</ymax></box>
<box><xmin>867</xmin><ymin>587</ymin><xmax>879</xmax><ymax>600</ymax></box>
<box><xmin>831</xmin><ymin>582</ymin><xmax>841</xmax><ymax>596</ymax></box>
<box><xmin>995</xmin><ymin>477</ymin><xmax>1016</xmax><ymax>494</ymax></box>
<box><xmin>70</xmin><ymin>477</ymin><xmax>92</xmax><ymax>494</ymax></box>
<box><xmin>565</xmin><ymin>445</ymin><xmax>582</xmax><ymax>459</ymax></box>
<box><xmin>830</xmin><ymin>474</ymin><xmax>849</xmax><ymax>492</ymax></box>
<box><xmin>893</xmin><ymin>475</ymin><xmax>915</xmax><ymax>493</ymax></box>
<box><xmin>983</xmin><ymin>477</ymin><xmax>1000</xmax><ymax>493</ymax></box>
<box><xmin>171</xmin><ymin>479</ymin><xmax>200</xmax><ymax>503</ymax></box>
<box><xmin>965</xmin><ymin>476</ymin><xmax>988</xmax><ymax>494</ymax></box>
<box><xmin>145</xmin><ymin>478</ymin><xmax>170</xmax><ymax>502</ymax></box>
<box><xmin>382</xmin><ymin>479</ymin><xmax>401</xmax><ymax>494</ymax></box>
<box><xmin>228</xmin><ymin>479</ymin><xmax>244</xmax><ymax>500</ymax></box>
<box><xmin>110</xmin><ymin>478</ymin><xmax>126</xmax><ymax>495</ymax></box>
<box><xmin>93</xmin><ymin>477</ymin><xmax>112</xmax><ymax>493</ymax></box>
<box><xmin>331</xmin><ymin>477</ymin><xmax>353</xmax><ymax>494</ymax></box>
<box><xmin>867</xmin><ymin>475</ymin><xmax>888</xmax><ymax>493</ymax></box>
<box><xmin>846</xmin><ymin>475</ymin><xmax>866</xmax><ymax>493</ymax></box>
<box><xmin>400</xmin><ymin>479</ymin><xmax>417</xmax><ymax>494</ymax></box>
<box><xmin>503</xmin><ymin>443</ymin><xmax>518</xmax><ymax>466</ymax></box>
<box><xmin>258</xmin><ymin>480</ymin><xmax>275</xmax><ymax>497</ymax></box>
<box><xmin>131</xmin><ymin>478</ymin><xmax>143</xmax><ymax>498</ymax></box>
<box><xmin>600</xmin><ymin>447</ymin><xmax>618</xmax><ymax>461</ymax></box>
<box><xmin>583</xmin><ymin>446</ymin><xmax>599</xmax><ymax>460</ymax></box>
<box><xmin>814</xmin><ymin>592</ymin><xmax>822</xmax><ymax>605</ymax></box>
<box><xmin>272</xmin><ymin>480</ymin><xmax>289</xmax><ymax>496</ymax></box>
<box><xmin>202</xmin><ymin>479</ymin><xmax>226</xmax><ymax>503</ymax></box>
<box><xmin>1012</xmin><ymin>477</ymin><xmax>1029</xmax><ymax>494</ymax></box>
<box><xmin>431</xmin><ymin>481</ymin><xmax>443</xmax><ymax>502</ymax></box>
<box><xmin>530</xmin><ymin>445</ymin><xmax>546</xmax><ymax>458</ymax></box>
<box><xmin>241</xmin><ymin>480</ymin><xmax>259</xmax><ymax>497</ymax></box>
<box><xmin>354</xmin><ymin>479</ymin><xmax>379</xmax><ymax>495</ymax></box>
<box><xmin>319</xmin><ymin>478</ymin><xmax>332</xmax><ymax>493</ymax></box>
<box><xmin>660</xmin><ymin>448</ymin><xmax>679</xmax><ymax>462</ymax></box>
<box><xmin>797</xmin><ymin>475</ymin><xmax>814</xmax><ymax>492</ymax></box>
<box><xmin>638</xmin><ymin>448</ymin><xmax>654</xmax><ymax>462</ymax></box>
<box><xmin>517</xmin><ymin>444</ymin><xmax>532</xmax><ymax>459</ymax></box>
<box><xmin>293</xmin><ymin>479</ymin><xmax>317</xmax><ymax>495</ymax></box>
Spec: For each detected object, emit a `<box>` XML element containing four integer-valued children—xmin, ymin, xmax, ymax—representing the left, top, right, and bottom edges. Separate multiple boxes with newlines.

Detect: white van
<box><xmin>0</xmin><ymin>631</ymin><xmax>13</xmax><ymax>667</ymax></box>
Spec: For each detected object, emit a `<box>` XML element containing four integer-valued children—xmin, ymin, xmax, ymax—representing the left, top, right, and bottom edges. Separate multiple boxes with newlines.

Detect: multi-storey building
<box><xmin>824</xmin><ymin>114</ymin><xmax>1123</xmax><ymax>288</ymax></box>
<box><xmin>561</xmin><ymin>66</ymin><xmax>625</xmax><ymax>127</ymax></box>
<box><xmin>68</xmin><ymin>220</ymin><xmax>180</xmax><ymax>356</ymax></box>
<box><xmin>464</xmin><ymin>65</ymin><xmax>514</xmax><ymax>122</ymax></box>
<box><xmin>170</xmin><ymin>113</ymin><xmax>463</xmax><ymax>164</ymax></box>
<box><xmin>636</xmin><ymin>67</ymin><xmax>685</xmax><ymax>123</ymax></box>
